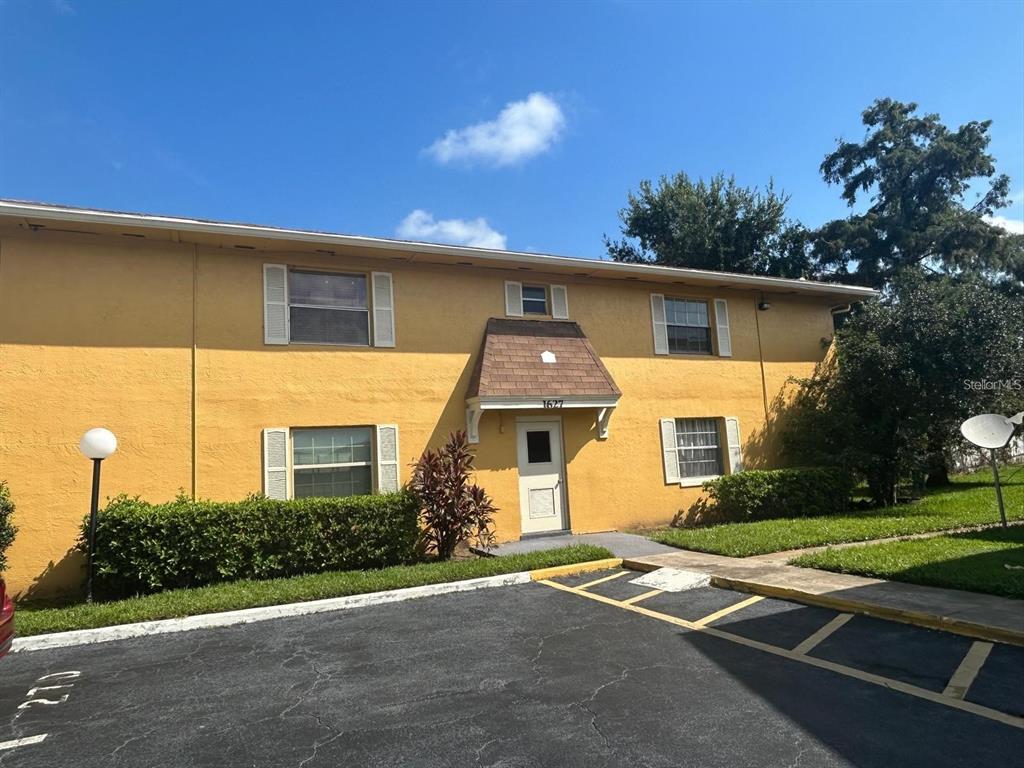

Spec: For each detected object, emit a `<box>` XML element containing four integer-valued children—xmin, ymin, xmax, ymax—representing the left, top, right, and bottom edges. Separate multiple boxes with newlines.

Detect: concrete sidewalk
<box><xmin>481</xmin><ymin>531</ymin><xmax>681</xmax><ymax>559</ymax></box>
<box><xmin>624</xmin><ymin>550</ymin><xmax>1024</xmax><ymax>646</ymax></box>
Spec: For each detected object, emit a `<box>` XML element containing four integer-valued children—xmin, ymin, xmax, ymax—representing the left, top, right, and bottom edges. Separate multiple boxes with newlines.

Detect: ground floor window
<box><xmin>674</xmin><ymin>418</ymin><xmax>723</xmax><ymax>478</ymax></box>
<box><xmin>292</xmin><ymin>426</ymin><xmax>374</xmax><ymax>498</ymax></box>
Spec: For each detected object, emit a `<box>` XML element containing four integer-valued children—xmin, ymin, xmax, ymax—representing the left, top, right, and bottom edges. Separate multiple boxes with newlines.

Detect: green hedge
<box><xmin>0</xmin><ymin>481</ymin><xmax>15</xmax><ymax>573</ymax></box>
<box><xmin>81</xmin><ymin>492</ymin><xmax>419</xmax><ymax>598</ymax></box>
<box><xmin>702</xmin><ymin>467</ymin><xmax>853</xmax><ymax>522</ymax></box>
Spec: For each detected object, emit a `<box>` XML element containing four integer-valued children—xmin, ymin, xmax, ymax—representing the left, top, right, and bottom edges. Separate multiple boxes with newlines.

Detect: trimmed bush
<box><xmin>695</xmin><ymin>467</ymin><xmax>853</xmax><ymax>524</ymax></box>
<box><xmin>0</xmin><ymin>481</ymin><xmax>16</xmax><ymax>573</ymax></box>
<box><xmin>81</xmin><ymin>492</ymin><xmax>419</xmax><ymax>598</ymax></box>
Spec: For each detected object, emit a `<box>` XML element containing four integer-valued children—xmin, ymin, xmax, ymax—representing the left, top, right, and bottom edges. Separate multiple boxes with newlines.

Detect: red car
<box><xmin>0</xmin><ymin>579</ymin><xmax>13</xmax><ymax>658</ymax></box>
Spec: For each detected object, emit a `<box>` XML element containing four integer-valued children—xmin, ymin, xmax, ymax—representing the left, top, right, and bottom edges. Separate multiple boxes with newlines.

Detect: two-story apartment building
<box><xmin>0</xmin><ymin>200</ymin><xmax>876</xmax><ymax>596</ymax></box>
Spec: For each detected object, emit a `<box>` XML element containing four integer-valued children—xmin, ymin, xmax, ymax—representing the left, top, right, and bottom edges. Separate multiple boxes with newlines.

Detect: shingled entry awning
<box><xmin>465</xmin><ymin>318</ymin><xmax>621</xmax><ymax>443</ymax></box>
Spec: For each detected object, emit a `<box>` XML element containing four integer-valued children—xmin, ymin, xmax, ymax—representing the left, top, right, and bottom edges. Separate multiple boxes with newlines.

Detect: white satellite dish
<box><xmin>960</xmin><ymin>413</ymin><xmax>1018</xmax><ymax>449</ymax></box>
<box><xmin>959</xmin><ymin>411</ymin><xmax>1023</xmax><ymax>528</ymax></box>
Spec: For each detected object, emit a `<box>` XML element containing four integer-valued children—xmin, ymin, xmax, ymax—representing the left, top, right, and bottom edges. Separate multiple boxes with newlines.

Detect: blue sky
<box><xmin>2</xmin><ymin>0</ymin><xmax>1022</xmax><ymax>258</ymax></box>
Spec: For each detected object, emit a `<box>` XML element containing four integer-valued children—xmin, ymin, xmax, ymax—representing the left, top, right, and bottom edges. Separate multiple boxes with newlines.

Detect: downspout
<box><xmin>191</xmin><ymin>242</ymin><xmax>198</xmax><ymax>498</ymax></box>
<box><xmin>753</xmin><ymin>298</ymin><xmax>770</xmax><ymax>432</ymax></box>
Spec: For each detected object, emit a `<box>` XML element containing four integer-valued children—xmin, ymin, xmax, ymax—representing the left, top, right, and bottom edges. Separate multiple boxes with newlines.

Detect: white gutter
<box><xmin>0</xmin><ymin>199</ymin><xmax>879</xmax><ymax>299</ymax></box>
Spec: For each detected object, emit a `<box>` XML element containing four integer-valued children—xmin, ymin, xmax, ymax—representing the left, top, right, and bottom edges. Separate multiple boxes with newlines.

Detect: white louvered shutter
<box><xmin>714</xmin><ymin>298</ymin><xmax>732</xmax><ymax>358</ymax></box>
<box><xmin>372</xmin><ymin>272</ymin><xmax>396</xmax><ymax>348</ymax></box>
<box><xmin>551</xmin><ymin>285</ymin><xmax>569</xmax><ymax>319</ymax></box>
<box><xmin>376</xmin><ymin>424</ymin><xmax>400</xmax><ymax>492</ymax></box>
<box><xmin>651</xmin><ymin>294</ymin><xmax>669</xmax><ymax>355</ymax></box>
<box><xmin>263</xmin><ymin>264</ymin><xmax>289</xmax><ymax>345</ymax></box>
<box><xmin>724</xmin><ymin>417</ymin><xmax>743</xmax><ymax>473</ymax></box>
<box><xmin>505</xmin><ymin>281</ymin><xmax>523</xmax><ymax>317</ymax></box>
<box><xmin>262</xmin><ymin>428</ymin><xmax>290</xmax><ymax>499</ymax></box>
<box><xmin>660</xmin><ymin>418</ymin><xmax>680</xmax><ymax>484</ymax></box>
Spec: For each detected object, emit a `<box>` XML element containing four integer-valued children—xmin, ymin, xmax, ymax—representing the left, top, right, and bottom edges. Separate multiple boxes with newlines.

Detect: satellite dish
<box><xmin>960</xmin><ymin>411</ymin><xmax>1021</xmax><ymax>529</ymax></box>
<box><xmin>960</xmin><ymin>413</ymin><xmax>1017</xmax><ymax>449</ymax></box>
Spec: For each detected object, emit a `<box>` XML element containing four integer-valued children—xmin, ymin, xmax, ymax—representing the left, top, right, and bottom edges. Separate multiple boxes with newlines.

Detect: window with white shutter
<box><xmin>375</xmin><ymin>424</ymin><xmax>400</xmax><ymax>492</ymax></box>
<box><xmin>262</xmin><ymin>428</ymin><xmax>290</xmax><ymax>499</ymax></box>
<box><xmin>505</xmin><ymin>281</ymin><xmax>524</xmax><ymax>317</ymax></box>
<box><xmin>660</xmin><ymin>416</ymin><xmax>739</xmax><ymax>487</ymax></box>
<box><xmin>551</xmin><ymin>285</ymin><xmax>569</xmax><ymax>319</ymax></box>
<box><xmin>263</xmin><ymin>265</ymin><xmax>290</xmax><ymax>345</ymax></box>
<box><xmin>372</xmin><ymin>272</ymin><xmax>396</xmax><ymax>348</ymax></box>
<box><xmin>659</xmin><ymin>418</ymin><xmax>680</xmax><ymax>484</ymax></box>
<box><xmin>724</xmin><ymin>417</ymin><xmax>743</xmax><ymax>473</ymax></box>
<box><xmin>651</xmin><ymin>294</ymin><xmax>669</xmax><ymax>355</ymax></box>
<box><xmin>714</xmin><ymin>298</ymin><xmax>732</xmax><ymax>357</ymax></box>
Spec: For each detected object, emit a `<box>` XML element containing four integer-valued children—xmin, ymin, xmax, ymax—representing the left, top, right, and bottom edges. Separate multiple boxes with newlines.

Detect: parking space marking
<box><xmin>577</xmin><ymin>571</ymin><xmax>631</xmax><ymax>590</ymax></box>
<box><xmin>692</xmin><ymin>595</ymin><xmax>763</xmax><ymax>627</ymax></box>
<box><xmin>0</xmin><ymin>734</ymin><xmax>48</xmax><ymax>751</ymax></box>
<box><xmin>793</xmin><ymin>613</ymin><xmax>854</xmax><ymax>655</ymax></box>
<box><xmin>622</xmin><ymin>589</ymin><xmax>663</xmax><ymax>605</ymax></box>
<box><xmin>538</xmin><ymin>578</ymin><xmax>1024</xmax><ymax>730</ymax></box>
<box><xmin>943</xmin><ymin>641</ymin><xmax>994</xmax><ymax>700</ymax></box>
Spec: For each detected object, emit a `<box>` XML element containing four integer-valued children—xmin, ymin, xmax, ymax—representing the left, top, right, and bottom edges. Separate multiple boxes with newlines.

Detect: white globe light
<box><xmin>79</xmin><ymin>428</ymin><xmax>118</xmax><ymax>460</ymax></box>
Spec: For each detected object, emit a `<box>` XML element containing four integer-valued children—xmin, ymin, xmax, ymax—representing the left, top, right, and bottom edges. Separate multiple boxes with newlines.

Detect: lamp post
<box><xmin>79</xmin><ymin>428</ymin><xmax>117</xmax><ymax>603</ymax></box>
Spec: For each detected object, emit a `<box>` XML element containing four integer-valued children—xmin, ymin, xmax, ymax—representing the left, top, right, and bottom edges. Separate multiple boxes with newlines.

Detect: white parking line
<box><xmin>0</xmin><ymin>734</ymin><xmax>48</xmax><ymax>751</ymax></box>
<box><xmin>943</xmin><ymin>641</ymin><xmax>993</xmax><ymax>700</ymax></box>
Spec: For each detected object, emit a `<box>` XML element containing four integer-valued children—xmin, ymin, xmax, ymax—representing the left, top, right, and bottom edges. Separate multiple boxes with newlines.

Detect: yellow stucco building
<box><xmin>0</xmin><ymin>200</ymin><xmax>875</xmax><ymax>597</ymax></box>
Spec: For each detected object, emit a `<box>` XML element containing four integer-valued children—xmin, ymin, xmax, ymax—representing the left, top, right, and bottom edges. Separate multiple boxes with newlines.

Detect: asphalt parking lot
<box><xmin>1</xmin><ymin>568</ymin><xmax>1022</xmax><ymax>767</ymax></box>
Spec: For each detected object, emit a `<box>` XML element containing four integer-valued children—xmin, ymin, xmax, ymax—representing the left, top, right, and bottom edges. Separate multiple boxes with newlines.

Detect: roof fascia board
<box><xmin>0</xmin><ymin>200</ymin><xmax>879</xmax><ymax>299</ymax></box>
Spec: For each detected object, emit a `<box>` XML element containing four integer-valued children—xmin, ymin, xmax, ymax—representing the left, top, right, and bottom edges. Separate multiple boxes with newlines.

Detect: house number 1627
<box><xmin>542</xmin><ymin>400</ymin><xmax>564</xmax><ymax>409</ymax></box>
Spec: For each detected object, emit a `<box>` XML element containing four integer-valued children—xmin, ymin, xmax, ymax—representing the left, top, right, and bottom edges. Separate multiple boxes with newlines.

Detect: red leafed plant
<box><xmin>408</xmin><ymin>430</ymin><xmax>497</xmax><ymax>560</ymax></box>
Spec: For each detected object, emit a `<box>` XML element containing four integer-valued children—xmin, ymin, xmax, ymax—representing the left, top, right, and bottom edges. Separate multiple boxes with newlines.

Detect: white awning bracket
<box><xmin>466</xmin><ymin>406</ymin><xmax>483</xmax><ymax>444</ymax></box>
<box><xmin>597</xmin><ymin>407</ymin><xmax>613</xmax><ymax>440</ymax></box>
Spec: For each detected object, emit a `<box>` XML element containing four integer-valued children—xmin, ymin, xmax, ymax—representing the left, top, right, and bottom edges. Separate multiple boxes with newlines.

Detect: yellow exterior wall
<box><xmin>0</xmin><ymin>229</ymin><xmax>834</xmax><ymax>596</ymax></box>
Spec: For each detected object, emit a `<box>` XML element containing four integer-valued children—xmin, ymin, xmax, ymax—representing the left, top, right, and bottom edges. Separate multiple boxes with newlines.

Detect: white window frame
<box><xmin>664</xmin><ymin>297</ymin><xmax>714</xmax><ymax>356</ymax></box>
<box><xmin>674</xmin><ymin>417</ymin><xmax>725</xmax><ymax>486</ymax></box>
<box><xmin>291</xmin><ymin>426</ymin><xmax>376</xmax><ymax>497</ymax></box>
<box><xmin>288</xmin><ymin>268</ymin><xmax>372</xmax><ymax>347</ymax></box>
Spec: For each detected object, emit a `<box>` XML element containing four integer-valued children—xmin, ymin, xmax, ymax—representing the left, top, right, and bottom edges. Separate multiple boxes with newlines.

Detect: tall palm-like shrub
<box><xmin>408</xmin><ymin>431</ymin><xmax>496</xmax><ymax>560</ymax></box>
<box><xmin>0</xmin><ymin>481</ymin><xmax>16</xmax><ymax>573</ymax></box>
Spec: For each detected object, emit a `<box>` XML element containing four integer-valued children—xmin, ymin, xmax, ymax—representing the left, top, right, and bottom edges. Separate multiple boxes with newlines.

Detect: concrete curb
<box><xmin>12</xmin><ymin>558</ymin><xmax>626</xmax><ymax>654</ymax></box>
<box><xmin>12</xmin><ymin>571</ymin><xmax>533</xmax><ymax>653</ymax></box>
<box><xmin>709</xmin><ymin>575</ymin><xmax>1024</xmax><ymax>648</ymax></box>
<box><xmin>528</xmin><ymin>558</ymin><xmax>623</xmax><ymax>581</ymax></box>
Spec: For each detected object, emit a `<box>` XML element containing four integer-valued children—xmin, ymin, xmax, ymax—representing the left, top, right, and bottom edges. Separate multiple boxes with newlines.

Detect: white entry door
<box><xmin>516</xmin><ymin>420</ymin><xmax>567</xmax><ymax>535</ymax></box>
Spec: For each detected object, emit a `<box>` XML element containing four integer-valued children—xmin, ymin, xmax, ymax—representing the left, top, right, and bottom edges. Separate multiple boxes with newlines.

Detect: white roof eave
<box><xmin>0</xmin><ymin>199</ymin><xmax>880</xmax><ymax>300</ymax></box>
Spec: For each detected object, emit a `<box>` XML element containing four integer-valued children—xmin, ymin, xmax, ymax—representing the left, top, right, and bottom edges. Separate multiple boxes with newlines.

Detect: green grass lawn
<box><xmin>14</xmin><ymin>545</ymin><xmax>612</xmax><ymax>637</ymax></box>
<box><xmin>648</xmin><ymin>468</ymin><xmax>1024</xmax><ymax>558</ymax></box>
<box><xmin>793</xmin><ymin>525</ymin><xmax>1024</xmax><ymax>598</ymax></box>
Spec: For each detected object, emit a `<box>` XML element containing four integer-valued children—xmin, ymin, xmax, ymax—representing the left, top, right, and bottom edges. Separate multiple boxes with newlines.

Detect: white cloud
<box><xmin>426</xmin><ymin>92</ymin><xmax>566</xmax><ymax>167</ymax></box>
<box><xmin>984</xmin><ymin>215</ymin><xmax>1024</xmax><ymax>235</ymax></box>
<box><xmin>396</xmin><ymin>210</ymin><xmax>507</xmax><ymax>250</ymax></box>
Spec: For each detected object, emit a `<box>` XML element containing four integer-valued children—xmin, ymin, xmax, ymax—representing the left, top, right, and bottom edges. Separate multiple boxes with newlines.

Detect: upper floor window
<box><xmin>521</xmin><ymin>285</ymin><xmax>548</xmax><ymax>315</ymax></box>
<box><xmin>289</xmin><ymin>270</ymin><xmax>369</xmax><ymax>346</ymax></box>
<box><xmin>664</xmin><ymin>298</ymin><xmax>711</xmax><ymax>355</ymax></box>
<box><xmin>504</xmin><ymin>281</ymin><xmax>569</xmax><ymax>320</ymax></box>
<box><xmin>264</xmin><ymin>264</ymin><xmax>395</xmax><ymax>348</ymax></box>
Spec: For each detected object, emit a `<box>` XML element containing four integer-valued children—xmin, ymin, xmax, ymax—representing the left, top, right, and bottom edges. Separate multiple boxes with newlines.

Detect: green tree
<box><xmin>783</xmin><ymin>277</ymin><xmax>1024</xmax><ymax>505</ymax></box>
<box><xmin>813</xmin><ymin>98</ymin><xmax>1021</xmax><ymax>288</ymax></box>
<box><xmin>0</xmin><ymin>481</ymin><xmax>15</xmax><ymax>574</ymax></box>
<box><xmin>605</xmin><ymin>173</ymin><xmax>812</xmax><ymax>277</ymax></box>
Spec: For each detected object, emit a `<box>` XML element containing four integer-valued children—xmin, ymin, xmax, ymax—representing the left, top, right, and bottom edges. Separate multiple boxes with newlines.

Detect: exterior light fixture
<box><xmin>79</xmin><ymin>428</ymin><xmax>117</xmax><ymax>602</ymax></box>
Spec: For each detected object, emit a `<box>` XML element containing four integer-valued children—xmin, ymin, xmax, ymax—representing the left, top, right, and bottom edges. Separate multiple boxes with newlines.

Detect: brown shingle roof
<box><xmin>467</xmin><ymin>318</ymin><xmax>621</xmax><ymax>400</ymax></box>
